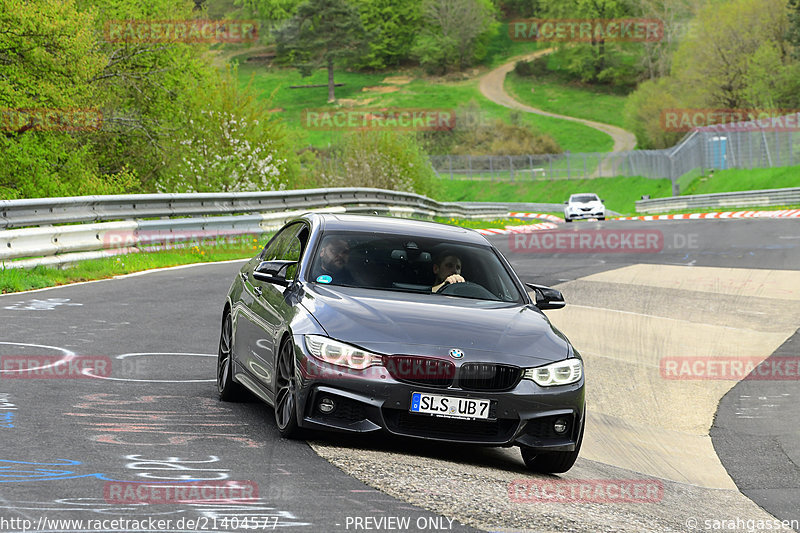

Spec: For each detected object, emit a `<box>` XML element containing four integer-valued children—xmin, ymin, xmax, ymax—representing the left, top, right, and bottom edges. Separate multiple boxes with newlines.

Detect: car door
<box><xmin>245</xmin><ymin>223</ymin><xmax>309</xmax><ymax>395</ymax></box>
<box><xmin>235</xmin><ymin>225</ymin><xmax>297</xmax><ymax>390</ymax></box>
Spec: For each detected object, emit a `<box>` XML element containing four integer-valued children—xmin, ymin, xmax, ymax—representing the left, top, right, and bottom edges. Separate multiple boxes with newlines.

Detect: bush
<box><xmin>417</xmin><ymin>102</ymin><xmax>561</xmax><ymax>156</ymax></box>
<box><xmin>316</xmin><ymin>131</ymin><xmax>439</xmax><ymax>198</ymax></box>
<box><xmin>157</xmin><ymin>68</ymin><xmax>297</xmax><ymax>193</ymax></box>
<box><xmin>513</xmin><ymin>57</ymin><xmax>548</xmax><ymax>77</ymax></box>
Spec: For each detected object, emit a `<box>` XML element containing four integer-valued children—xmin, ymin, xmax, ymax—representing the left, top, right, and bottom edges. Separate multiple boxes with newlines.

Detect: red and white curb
<box><xmin>476</xmin><ymin>208</ymin><xmax>800</xmax><ymax>235</ymax></box>
<box><xmin>614</xmin><ymin>209</ymin><xmax>800</xmax><ymax>221</ymax></box>
<box><xmin>508</xmin><ymin>212</ymin><xmax>564</xmax><ymax>223</ymax></box>
<box><xmin>477</xmin><ymin>222</ymin><xmax>558</xmax><ymax>236</ymax></box>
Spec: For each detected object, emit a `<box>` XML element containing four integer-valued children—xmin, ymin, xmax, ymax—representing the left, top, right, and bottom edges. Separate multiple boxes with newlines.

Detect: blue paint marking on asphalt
<box><xmin>0</xmin><ymin>459</ymin><xmax>204</xmax><ymax>483</ymax></box>
<box><xmin>0</xmin><ymin>411</ymin><xmax>14</xmax><ymax>428</ymax></box>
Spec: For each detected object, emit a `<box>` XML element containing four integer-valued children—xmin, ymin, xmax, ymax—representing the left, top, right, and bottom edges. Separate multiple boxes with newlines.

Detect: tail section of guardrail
<box><xmin>635</xmin><ymin>187</ymin><xmax>800</xmax><ymax>214</ymax></box>
<box><xmin>0</xmin><ymin>189</ymin><xmax>509</xmax><ymax>269</ymax></box>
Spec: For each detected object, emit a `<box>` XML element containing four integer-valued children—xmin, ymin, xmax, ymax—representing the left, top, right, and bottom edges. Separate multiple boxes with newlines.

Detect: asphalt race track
<box><xmin>0</xmin><ymin>218</ymin><xmax>798</xmax><ymax>533</ymax></box>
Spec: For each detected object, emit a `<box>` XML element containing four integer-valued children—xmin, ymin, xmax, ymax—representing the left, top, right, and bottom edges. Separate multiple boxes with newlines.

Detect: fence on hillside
<box><xmin>429</xmin><ymin>113</ymin><xmax>800</xmax><ymax>194</ymax></box>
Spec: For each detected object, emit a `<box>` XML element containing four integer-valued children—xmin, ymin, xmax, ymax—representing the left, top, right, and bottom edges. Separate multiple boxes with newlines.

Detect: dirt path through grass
<box><xmin>479</xmin><ymin>49</ymin><xmax>637</xmax><ymax>154</ymax></box>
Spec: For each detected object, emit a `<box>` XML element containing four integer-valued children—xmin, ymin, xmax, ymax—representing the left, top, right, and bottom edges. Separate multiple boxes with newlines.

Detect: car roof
<box><xmin>306</xmin><ymin>213</ymin><xmax>491</xmax><ymax>245</ymax></box>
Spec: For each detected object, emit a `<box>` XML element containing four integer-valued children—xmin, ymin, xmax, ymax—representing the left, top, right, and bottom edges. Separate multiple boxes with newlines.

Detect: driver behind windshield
<box><xmin>431</xmin><ymin>251</ymin><xmax>465</xmax><ymax>292</ymax></box>
<box><xmin>314</xmin><ymin>236</ymin><xmax>354</xmax><ymax>285</ymax></box>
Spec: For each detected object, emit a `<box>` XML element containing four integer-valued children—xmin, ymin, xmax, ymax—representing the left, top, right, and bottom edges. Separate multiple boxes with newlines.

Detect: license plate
<box><xmin>409</xmin><ymin>392</ymin><xmax>493</xmax><ymax>420</ymax></box>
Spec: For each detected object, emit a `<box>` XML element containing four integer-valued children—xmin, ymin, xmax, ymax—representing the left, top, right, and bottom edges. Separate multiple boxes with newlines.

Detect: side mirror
<box><xmin>525</xmin><ymin>283</ymin><xmax>566</xmax><ymax>310</ymax></box>
<box><xmin>563</xmin><ymin>201</ymin><xmax>568</xmax><ymax>205</ymax></box>
<box><xmin>253</xmin><ymin>260</ymin><xmax>297</xmax><ymax>286</ymax></box>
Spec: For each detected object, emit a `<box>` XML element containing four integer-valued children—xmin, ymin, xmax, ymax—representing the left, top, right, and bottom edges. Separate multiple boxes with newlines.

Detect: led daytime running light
<box><xmin>305</xmin><ymin>335</ymin><xmax>382</xmax><ymax>370</ymax></box>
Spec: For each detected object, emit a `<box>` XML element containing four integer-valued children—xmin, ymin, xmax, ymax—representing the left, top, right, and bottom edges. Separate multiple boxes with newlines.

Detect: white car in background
<box><xmin>564</xmin><ymin>193</ymin><xmax>606</xmax><ymax>222</ymax></box>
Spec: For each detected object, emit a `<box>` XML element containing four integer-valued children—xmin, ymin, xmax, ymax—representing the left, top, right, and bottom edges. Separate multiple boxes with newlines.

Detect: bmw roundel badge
<box><xmin>449</xmin><ymin>348</ymin><xmax>464</xmax><ymax>359</ymax></box>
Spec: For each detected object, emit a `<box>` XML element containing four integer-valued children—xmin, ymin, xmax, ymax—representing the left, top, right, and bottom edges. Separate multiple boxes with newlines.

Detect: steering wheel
<box><xmin>436</xmin><ymin>281</ymin><xmax>496</xmax><ymax>299</ymax></box>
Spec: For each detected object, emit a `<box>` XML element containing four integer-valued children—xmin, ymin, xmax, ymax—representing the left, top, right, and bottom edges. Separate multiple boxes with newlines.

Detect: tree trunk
<box><xmin>596</xmin><ymin>39</ymin><xmax>606</xmax><ymax>77</ymax></box>
<box><xmin>327</xmin><ymin>57</ymin><xmax>336</xmax><ymax>103</ymax></box>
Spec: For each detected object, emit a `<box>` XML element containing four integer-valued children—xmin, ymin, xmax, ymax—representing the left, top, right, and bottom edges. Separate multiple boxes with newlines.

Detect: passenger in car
<box><xmin>431</xmin><ymin>251</ymin><xmax>466</xmax><ymax>292</ymax></box>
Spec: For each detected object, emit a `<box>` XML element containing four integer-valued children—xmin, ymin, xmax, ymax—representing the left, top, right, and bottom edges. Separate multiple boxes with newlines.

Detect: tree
<box><xmin>0</xmin><ymin>0</ymin><xmax>125</xmax><ymax>199</ymax></box>
<box><xmin>789</xmin><ymin>0</ymin><xmax>800</xmax><ymax>59</ymax></box>
<box><xmin>74</xmin><ymin>0</ymin><xmax>217</xmax><ymax>190</ymax></box>
<box><xmin>623</xmin><ymin>77</ymin><xmax>683</xmax><ymax>148</ymax></box>
<box><xmin>624</xmin><ymin>0</ymin><xmax>800</xmax><ymax>148</ymax></box>
<box><xmin>538</xmin><ymin>0</ymin><xmax>631</xmax><ymax>79</ymax></box>
<box><xmin>411</xmin><ymin>0</ymin><xmax>497</xmax><ymax>73</ymax></box>
<box><xmin>158</xmin><ymin>67</ymin><xmax>296</xmax><ymax>193</ymax></box>
<box><xmin>633</xmin><ymin>0</ymin><xmax>699</xmax><ymax>80</ymax></box>
<box><xmin>274</xmin><ymin>0</ymin><xmax>369</xmax><ymax>103</ymax></box>
<box><xmin>234</xmin><ymin>0</ymin><xmax>306</xmax><ymax>33</ymax></box>
<box><xmin>671</xmin><ymin>0</ymin><xmax>791</xmax><ymax>108</ymax></box>
<box><xmin>351</xmin><ymin>0</ymin><xmax>422</xmax><ymax>69</ymax></box>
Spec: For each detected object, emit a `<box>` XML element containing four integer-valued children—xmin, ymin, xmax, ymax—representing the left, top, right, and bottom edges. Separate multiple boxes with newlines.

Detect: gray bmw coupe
<box><xmin>218</xmin><ymin>214</ymin><xmax>585</xmax><ymax>473</ymax></box>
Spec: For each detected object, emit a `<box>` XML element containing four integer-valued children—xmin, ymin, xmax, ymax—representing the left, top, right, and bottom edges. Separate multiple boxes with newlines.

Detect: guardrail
<box><xmin>635</xmin><ymin>187</ymin><xmax>800</xmax><ymax>214</ymax></box>
<box><xmin>0</xmin><ymin>188</ymin><xmax>510</xmax><ymax>269</ymax></box>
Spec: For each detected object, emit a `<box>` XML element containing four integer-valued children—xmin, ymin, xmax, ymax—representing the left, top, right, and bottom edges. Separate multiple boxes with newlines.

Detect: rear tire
<box><xmin>520</xmin><ymin>415</ymin><xmax>584</xmax><ymax>474</ymax></box>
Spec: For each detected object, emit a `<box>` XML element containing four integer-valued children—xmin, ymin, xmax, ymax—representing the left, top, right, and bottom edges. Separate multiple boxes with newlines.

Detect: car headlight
<box><xmin>304</xmin><ymin>335</ymin><xmax>382</xmax><ymax>370</ymax></box>
<box><xmin>523</xmin><ymin>359</ymin><xmax>582</xmax><ymax>386</ymax></box>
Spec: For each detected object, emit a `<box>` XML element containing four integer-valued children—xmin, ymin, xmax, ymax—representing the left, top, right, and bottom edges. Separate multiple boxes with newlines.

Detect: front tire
<box><xmin>521</xmin><ymin>416</ymin><xmax>584</xmax><ymax>474</ymax></box>
<box><xmin>564</xmin><ymin>217</ymin><xmax>572</xmax><ymax>223</ymax></box>
<box><xmin>274</xmin><ymin>337</ymin><xmax>302</xmax><ymax>439</ymax></box>
<box><xmin>218</xmin><ymin>312</ymin><xmax>246</xmax><ymax>401</ymax></box>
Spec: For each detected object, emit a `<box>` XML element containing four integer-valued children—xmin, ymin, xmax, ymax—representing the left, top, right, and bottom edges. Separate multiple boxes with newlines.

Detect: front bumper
<box><xmin>292</xmin><ymin>338</ymin><xmax>585</xmax><ymax>451</ymax></box>
<box><xmin>565</xmin><ymin>210</ymin><xmax>605</xmax><ymax>220</ymax></box>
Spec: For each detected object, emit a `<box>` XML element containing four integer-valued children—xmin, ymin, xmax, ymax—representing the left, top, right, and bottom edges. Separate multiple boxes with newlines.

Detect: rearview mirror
<box><xmin>525</xmin><ymin>283</ymin><xmax>566</xmax><ymax>310</ymax></box>
<box><xmin>253</xmin><ymin>260</ymin><xmax>297</xmax><ymax>286</ymax></box>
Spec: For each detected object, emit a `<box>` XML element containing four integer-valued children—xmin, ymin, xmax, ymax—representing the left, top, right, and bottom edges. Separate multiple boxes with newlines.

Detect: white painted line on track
<box><xmin>0</xmin><ymin>259</ymin><xmax>249</xmax><ymax>298</ymax></box>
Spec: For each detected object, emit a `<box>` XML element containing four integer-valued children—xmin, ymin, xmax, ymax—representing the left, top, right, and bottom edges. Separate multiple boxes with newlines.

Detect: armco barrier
<box><xmin>0</xmin><ymin>188</ymin><xmax>502</xmax><ymax>230</ymax></box>
<box><xmin>636</xmin><ymin>187</ymin><xmax>800</xmax><ymax>214</ymax></box>
<box><xmin>0</xmin><ymin>189</ymin><xmax>510</xmax><ymax>269</ymax></box>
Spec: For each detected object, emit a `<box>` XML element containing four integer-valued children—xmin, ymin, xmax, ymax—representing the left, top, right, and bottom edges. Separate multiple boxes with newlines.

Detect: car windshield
<box><xmin>571</xmin><ymin>194</ymin><xmax>598</xmax><ymax>203</ymax></box>
<box><xmin>307</xmin><ymin>232</ymin><xmax>524</xmax><ymax>303</ymax></box>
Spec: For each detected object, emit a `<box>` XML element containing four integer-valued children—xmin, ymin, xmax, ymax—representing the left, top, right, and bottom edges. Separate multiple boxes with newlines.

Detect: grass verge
<box><xmin>681</xmin><ymin>166</ymin><xmax>800</xmax><ymax>196</ymax></box>
<box><xmin>433</xmin><ymin>176</ymin><xmax>673</xmax><ymax>215</ymax></box>
<box><xmin>504</xmin><ymin>72</ymin><xmax>629</xmax><ymax>129</ymax></box>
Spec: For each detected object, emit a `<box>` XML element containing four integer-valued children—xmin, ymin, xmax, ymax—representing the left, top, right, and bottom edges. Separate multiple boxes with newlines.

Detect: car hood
<box><xmin>300</xmin><ymin>285</ymin><xmax>570</xmax><ymax>367</ymax></box>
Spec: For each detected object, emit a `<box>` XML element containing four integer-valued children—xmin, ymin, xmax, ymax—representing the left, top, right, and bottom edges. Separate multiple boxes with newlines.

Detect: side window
<box><xmin>283</xmin><ymin>227</ymin><xmax>309</xmax><ymax>280</ymax></box>
<box><xmin>259</xmin><ymin>223</ymin><xmax>309</xmax><ymax>280</ymax></box>
<box><xmin>260</xmin><ymin>229</ymin><xmax>291</xmax><ymax>262</ymax></box>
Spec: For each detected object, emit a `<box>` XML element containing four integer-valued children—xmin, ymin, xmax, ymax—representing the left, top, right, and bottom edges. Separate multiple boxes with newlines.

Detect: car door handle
<box><xmin>253</xmin><ymin>286</ymin><xmax>262</xmax><ymax>297</ymax></box>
